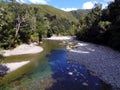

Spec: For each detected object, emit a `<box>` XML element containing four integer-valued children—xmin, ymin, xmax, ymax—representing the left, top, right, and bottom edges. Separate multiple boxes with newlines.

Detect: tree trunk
<box><xmin>13</xmin><ymin>21</ymin><xmax>21</xmax><ymax>46</ymax></box>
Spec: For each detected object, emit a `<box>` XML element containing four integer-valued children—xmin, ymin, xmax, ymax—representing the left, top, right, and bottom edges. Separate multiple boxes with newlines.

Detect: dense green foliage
<box><xmin>0</xmin><ymin>1</ymin><xmax>77</xmax><ymax>49</ymax></box>
<box><xmin>0</xmin><ymin>0</ymin><xmax>120</xmax><ymax>51</ymax></box>
<box><xmin>76</xmin><ymin>1</ymin><xmax>120</xmax><ymax>51</ymax></box>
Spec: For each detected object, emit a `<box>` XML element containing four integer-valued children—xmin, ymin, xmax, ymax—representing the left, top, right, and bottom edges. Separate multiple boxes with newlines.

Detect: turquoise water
<box><xmin>11</xmin><ymin>49</ymin><xmax>111</xmax><ymax>90</ymax></box>
<box><xmin>1</xmin><ymin>41</ymin><xmax>112</xmax><ymax>90</ymax></box>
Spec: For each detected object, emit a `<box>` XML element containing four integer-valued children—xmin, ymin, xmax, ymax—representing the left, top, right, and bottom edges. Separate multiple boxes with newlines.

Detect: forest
<box><xmin>0</xmin><ymin>1</ymin><xmax>77</xmax><ymax>49</ymax></box>
<box><xmin>0</xmin><ymin>0</ymin><xmax>120</xmax><ymax>51</ymax></box>
<box><xmin>0</xmin><ymin>0</ymin><xmax>120</xmax><ymax>89</ymax></box>
<box><xmin>75</xmin><ymin>0</ymin><xmax>120</xmax><ymax>51</ymax></box>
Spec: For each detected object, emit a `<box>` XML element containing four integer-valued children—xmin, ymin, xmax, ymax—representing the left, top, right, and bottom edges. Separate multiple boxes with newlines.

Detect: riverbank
<box><xmin>3</xmin><ymin>61</ymin><xmax>30</xmax><ymax>73</ymax></box>
<box><xmin>67</xmin><ymin>41</ymin><xmax>120</xmax><ymax>89</ymax></box>
<box><xmin>0</xmin><ymin>43</ymin><xmax>43</xmax><ymax>73</ymax></box>
<box><xmin>2</xmin><ymin>43</ymin><xmax>43</xmax><ymax>57</ymax></box>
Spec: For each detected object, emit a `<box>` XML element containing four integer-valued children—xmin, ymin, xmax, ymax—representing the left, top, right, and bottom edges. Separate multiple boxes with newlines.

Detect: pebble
<box><xmin>68</xmin><ymin>72</ymin><xmax>73</xmax><ymax>75</ymax></box>
<box><xmin>67</xmin><ymin>41</ymin><xmax>120</xmax><ymax>89</ymax></box>
<box><xmin>82</xmin><ymin>82</ymin><xmax>88</xmax><ymax>86</ymax></box>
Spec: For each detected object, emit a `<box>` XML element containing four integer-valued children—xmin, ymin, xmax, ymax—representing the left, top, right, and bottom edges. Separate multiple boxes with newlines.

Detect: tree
<box><xmin>0</xmin><ymin>2</ymin><xmax>78</xmax><ymax>49</ymax></box>
<box><xmin>76</xmin><ymin>3</ymin><xmax>102</xmax><ymax>42</ymax></box>
<box><xmin>52</xmin><ymin>26</ymin><xmax>59</xmax><ymax>35</ymax></box>
<box><xmin>9</xmin><ymin>3</ymin><xmax>32</xmax><ymax>45</ymax></box>
<box><xmin>0</xmin><ymin>3</ymin><xmax>15</xmax><ymax>48</ymax></box>
<box><xmin>36</xmin><ymin>22</ymin><xmax>46</xmax><ymax>42</ymax></box>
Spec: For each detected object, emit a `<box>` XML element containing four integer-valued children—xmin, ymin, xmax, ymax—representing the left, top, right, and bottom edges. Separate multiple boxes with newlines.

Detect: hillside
<box><xmin>0</xmin><ymin>2</ymin><xmax>78</xmax><ymax>49</ymax></box>
<box><xmin>70</xmin><ymin>9</ymin><xmax>91</xmax><ymax>20</ymax></box>
<box><xmin>30</xmin><ymin>4</ymin><xmax>78</xmax><ymax>23</ymax></box>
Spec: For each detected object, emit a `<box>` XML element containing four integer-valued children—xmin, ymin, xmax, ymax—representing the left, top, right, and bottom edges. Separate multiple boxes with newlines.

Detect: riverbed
<box><xmin>67</xmin><ymin>41</ymin><xmax>120</xmax><ymax>90</ymax></box>
<box><xmin>0</xmin><ymin>40</ymin><xmax>112</xmax><ymax>90</ymax></box>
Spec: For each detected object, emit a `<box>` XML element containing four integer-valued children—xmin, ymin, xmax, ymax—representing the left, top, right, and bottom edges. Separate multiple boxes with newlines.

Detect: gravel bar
<box><xmin>67</xmin><ymin>41</ymin><xmax>120</xmax><ymax>90</ymax></box>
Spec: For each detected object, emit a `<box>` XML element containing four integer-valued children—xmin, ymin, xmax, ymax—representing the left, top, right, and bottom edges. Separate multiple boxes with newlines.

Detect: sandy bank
<box><xmin>3</xmin><ymin>61</ymin><xmax>30</xmax><ymax>73</ymax></box>
<box><xmin>44</xmin><ymin>36</ymin><xmax>75</xmax><ymax>41</ymax></box>
<box><xmin>2</xmin><ymin>43</ymin><xmax>43</xmax><ymax>57</ymax></box>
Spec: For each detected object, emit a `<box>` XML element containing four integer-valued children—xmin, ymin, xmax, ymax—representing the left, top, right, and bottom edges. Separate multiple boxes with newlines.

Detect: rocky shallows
<box><xmin>44</xmin><ymin>36</ymin><xmax>75</xmax><ymax>41</ymax></box>
<box><xmin>67</xmin><ymin>41</ymin><xmax>120</xmax><ymax>89</ymax></box>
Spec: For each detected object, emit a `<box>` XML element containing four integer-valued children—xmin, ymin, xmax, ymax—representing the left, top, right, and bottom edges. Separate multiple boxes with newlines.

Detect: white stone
<box><xmin>68</xmin><ymin>72</ymin><xmax>73</xmax><ymax>75</ymax></box>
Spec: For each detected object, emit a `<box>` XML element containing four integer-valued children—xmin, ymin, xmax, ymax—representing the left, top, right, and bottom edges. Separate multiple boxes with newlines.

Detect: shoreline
<box><xmin>44</xmin><ymin>36</ymin><xmax>75</xmax><ymax>41</ymax></box>
<box><xmin>0</xmin><ymin>43</ymin><xmax>44</xmax><ymax>73</ymax></box>
<box><xmin>3</xmin><ymin>61</ymin><xmax>30</xmax><ymax>73</ymax></box>
<box><xmin>67</xmin><ymin>41</ymin><xmax>120</xmax><ymax>89</ymax></box>
<box><xmin>2</xmin><ymin>43</ymin><xmax>43</xmax><ymax>57</ymax></box>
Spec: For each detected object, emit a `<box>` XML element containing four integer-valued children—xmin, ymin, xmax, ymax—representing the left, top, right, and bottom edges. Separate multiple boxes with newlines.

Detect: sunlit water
<box><xmin>9</xmin><ymin>49</ymin><xmax>111</xmax><ymax>90</ymax></box>
<box><xmin>1</xmin><ymin>41</ymin><xmax>112</xmax><ymax>90</ymax></box>
<box><xmin>45</xmin><ymin>49</ymin><xmax>111</xmax><ymax>90</ymax></box>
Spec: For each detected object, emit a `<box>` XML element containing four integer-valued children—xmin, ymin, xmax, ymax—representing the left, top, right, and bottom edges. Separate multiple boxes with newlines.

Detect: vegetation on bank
<box><xmin>0</xmin><ymin>0</ymin><xmax>120</xmax><ymax>51</ymax></box>
<box><xmin>0</xmin><ymin>40</ymin><xmax>62</xmax><ymax>90</ymax></box>
<box><xmin>0</xmin><ymin>1</ymin><xmax>77</xmax><ymax>49</ymax></box>
<box><xmin>75</xmin><ymin>0</ymin><xmax>120</xmax><ymax>51</ymax></box>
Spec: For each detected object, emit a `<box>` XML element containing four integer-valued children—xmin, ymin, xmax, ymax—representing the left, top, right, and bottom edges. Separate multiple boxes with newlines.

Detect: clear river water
<box><xmin>0</xmin><ymin>40</ymin><xmax>112</xmax><ymax>90</ymax></box>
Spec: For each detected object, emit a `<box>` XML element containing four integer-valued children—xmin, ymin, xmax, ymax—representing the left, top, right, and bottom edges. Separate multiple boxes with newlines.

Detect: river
<box><xmin>0</xmin><ymin>40</ymin><xmax>112</xmax><ymax>90</ymax></box>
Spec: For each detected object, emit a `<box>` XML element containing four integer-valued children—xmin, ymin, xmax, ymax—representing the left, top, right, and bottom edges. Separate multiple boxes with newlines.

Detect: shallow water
<box><xmin>8</xmin><ymin>49</ymin><xmax>111</xmax><ymax>90</ymax></box>
<box><xmin>45</xmin><ymin>49</ymin><xmax>111</xmax><ymax>90</ymax></box>
<box><xmin>0</xmin><ymin>41</ymin><xmax>112</xmax><ymax>90</ymax></box>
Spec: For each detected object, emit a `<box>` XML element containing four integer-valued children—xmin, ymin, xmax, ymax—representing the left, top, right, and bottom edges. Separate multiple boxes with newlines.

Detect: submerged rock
<box><xmin>68</xmin><ymin>72</ymin><xmax>73</xmax><ymax>75</ymax></box>
<box><xmin>82</xmin><ymin>82</ymin><xmax>88</xmax><ymax>86</ymax></box>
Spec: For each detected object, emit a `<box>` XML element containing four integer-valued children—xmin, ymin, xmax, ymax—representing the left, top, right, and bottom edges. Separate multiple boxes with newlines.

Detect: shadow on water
<box><xmin>46</xmin><ymin>49</ymin><xmax>112</xmax><ymax>90</ymax></box>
